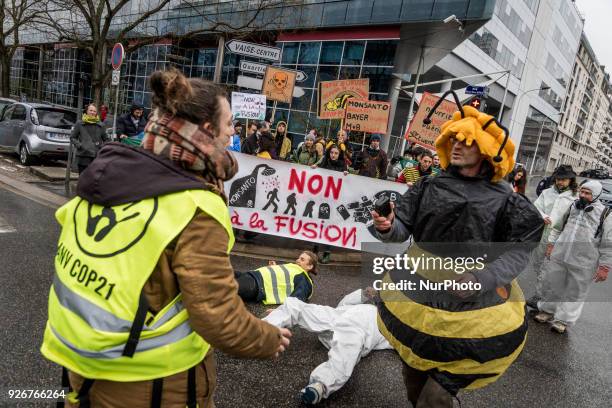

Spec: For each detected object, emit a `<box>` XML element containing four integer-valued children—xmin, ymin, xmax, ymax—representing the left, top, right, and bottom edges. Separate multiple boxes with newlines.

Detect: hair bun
<box><xmin>149</xmin><ymin>68</ymin><xmax>193</xmax><ymax>115</ymax></box>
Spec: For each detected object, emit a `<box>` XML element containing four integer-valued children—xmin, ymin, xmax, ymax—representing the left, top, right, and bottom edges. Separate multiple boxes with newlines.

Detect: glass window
<box><xmin>296</xmin><ymin>65</ymin><xmax>317</xmax><ymax>88</ymax></box>
<box><xmin>288</xmin><ymin>110</ymin><xmax>309</xmax><ymax>134</ymax></box>
<box><xmin>2</xmin><ymin>105</ymin><xmax>14</xmax><ymax>121</ymax></box>
<box><xmin>361</xmin><ymin>67</ymin><xmax>391</xmax><ymax>93</ymax></box>
<box><xmin>372</xmin><ymin>0</ymin><xmax>402</xmax><ymax>22</ymax></box>
<box><xmin>11</xmin><ymin>105</ymin><xmax>26</xmax><ymax>121</ymax></box>
<box><xmin>339</xmin><ymin>66</ymin><xmax>360</xmax><ymax>80</ymax></box>
<box><xmin>35</xmin><ymin>108</ymin><xmax>76</xmax><ymax>128</ymax></box>
<box><xmin>342</xmin><ymin>41</ymin><xmax>364</xmax><ymax>65</ymax></box>
<box><xmin>322</xmin><ymin>2</ymin><xmax>348</xmax><ymax>25</ymax></box>
<box><xmin>316</xmin><ymin>66</ymin><xmax>339</xmax><ymax>84</ymax></box>
<box><xmin>292</xmin><ymin>89</ymin><xmax>313</xmax><ymax>112</ymax></box>
<box><xmin>319</xmin><ymin>42</ymin><xmax>343</xmax><ymax>65</ymax></box>
<box><xmin>298</xmin><ymin>42</ymin><xmax>321</xmax><ymax>65</ymax></box>
<box><xmin>282</xmin><ymin>42</ymin><xmax>299</xmax><ymax>64</ymax></box>
<box><xmin>345</xmin><ymin>0</ymin><xmax>372</xmax><ymax>24</ymax></box>
<box><xmin>363</xmin><ymin>40</ymin><xmax>397</xmax><ymax>66</ymax></box>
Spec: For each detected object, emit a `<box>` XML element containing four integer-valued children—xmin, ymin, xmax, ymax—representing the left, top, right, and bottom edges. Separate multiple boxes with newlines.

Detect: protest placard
<box><xmin>225</xmin><ymin>153</ymin><xmax>407</xmax><ymax>250</ymax></box>
<box><xmin>405</xmin><ymin>92</ymin><xmax>457</xmax><ymax>149</ymax></box>
<box><xmin>231</xmin><ymin>92</ymin><xmax>267</xmax><ymax>120</ymax></box>
<box><xmin>318</xmin><ymin>78</ymin><xmax>369</xmax><ymax>119</ymax></box>
<box><xmin>261</xmin><ymin>66</ymin><xmax>297</xmax><ymax>103</ymax></box>
<box><xmin>344</xmin><ymin>99</ymin><xmax>391</xmax><ymax>133</ymax></box>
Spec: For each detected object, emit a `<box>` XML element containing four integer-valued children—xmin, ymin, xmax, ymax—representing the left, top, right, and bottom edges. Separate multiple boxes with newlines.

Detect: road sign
<box><xmin>239</xmin><ymin>61</ymin><xmax>307</xmax><ymax>82</ymax></box>
<box><xmin>466</xmin><ymin>85</ymin><xmax>487</xmax><ymax>96</ymax></box>
<box><xmin>111</xmin><ymin>70</ymin><xmax>120</xmax><ymax>86</ymax></box>
<box><xmin>236</xmin><ymin>75</ymin><xmax>305</xmax><ymax>98</ymax></box>
<box><xmin>111</xmin><ymin>43</ymin><xmax>124</xmax><ymax>70</ymax></box>
<box><xmin>226</xmin><ymin>40</ymin><xmax>281</xmax><ymax>62</ymax></box>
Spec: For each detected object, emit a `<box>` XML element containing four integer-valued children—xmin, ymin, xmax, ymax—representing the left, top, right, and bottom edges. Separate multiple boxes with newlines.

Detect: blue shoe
<box><xmin>300</xmin><ymin>382</ymin><xmax>324</xmax><ymax>405</ymax></box>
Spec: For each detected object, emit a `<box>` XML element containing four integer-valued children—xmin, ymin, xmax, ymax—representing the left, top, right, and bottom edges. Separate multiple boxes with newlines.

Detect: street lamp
<box><xmin>529</xmin><ymin>109</ymin><xmax>563</xmax><ymax>174</ymax></box>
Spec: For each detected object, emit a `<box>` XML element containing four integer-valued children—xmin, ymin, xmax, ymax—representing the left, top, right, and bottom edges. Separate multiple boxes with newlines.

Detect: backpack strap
<box><xmin>595</xmin><ymin>206</ymin><xmax>611</xmax><ymax>239</ymax></box>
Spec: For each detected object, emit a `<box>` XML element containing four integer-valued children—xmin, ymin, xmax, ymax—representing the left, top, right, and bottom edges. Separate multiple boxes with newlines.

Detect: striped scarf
<box><xmin>142</xmin><ymin>110</ymin><xmax>238</xmax><ymax>196</ymax></box>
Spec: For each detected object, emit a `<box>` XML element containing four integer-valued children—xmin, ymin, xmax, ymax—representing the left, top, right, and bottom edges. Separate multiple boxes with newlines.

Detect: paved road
<box><xmin>1</xmin><ymin>183</ymin><xmax>611</xmax><ymax>407</ymax></box>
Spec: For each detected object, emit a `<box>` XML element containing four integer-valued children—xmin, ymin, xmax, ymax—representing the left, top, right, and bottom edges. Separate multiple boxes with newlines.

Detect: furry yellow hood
<box><xmin>435</xmin><ymin>106</ymin><xmax>515</xmax><ymax>182</ymax></box>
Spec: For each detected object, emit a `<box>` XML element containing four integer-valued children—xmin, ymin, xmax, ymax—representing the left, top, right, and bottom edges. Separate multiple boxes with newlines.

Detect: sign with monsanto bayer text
<box><xmin>318</xmin><ymin>78</ymin><xmax>369</xmax><ymax>119</ymax></box>
<box><xmin>344</xmin><ymin>99</ymin><xmax>391</xmax><ymax>133</ymax></box>
<box><xmin>225</xmin><ymin>153</ymin><xmax>407</xmax><ymax>250</ymax></box>
<box><xmin>405</xmin><ymin>92</ymin><xmax>456</xmax><ymax>149</ymax></box>
<box><xmin>231</xmin><ymin>92</ymin><xmax>266</xmax><ymax>120</ymax></box>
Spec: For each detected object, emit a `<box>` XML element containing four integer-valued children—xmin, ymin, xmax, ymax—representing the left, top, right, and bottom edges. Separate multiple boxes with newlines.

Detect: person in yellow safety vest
<box><xmin>371</xmin><ymin>93</ymin><xmax>544</xmax><ymax>407</ymax></box>
<box><xmin>40</xmin><ymin>68</ymin><xmax>292</xmax><ymax>408</ymax></box>
<box><xmin>234</xmin><ymin>251</ymin><xmax>318</xmax><ymax>305</ymax></box>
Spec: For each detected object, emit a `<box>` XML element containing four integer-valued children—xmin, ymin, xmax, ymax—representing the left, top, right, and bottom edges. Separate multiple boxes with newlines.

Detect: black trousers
<box><xmin>402</xmin><ymin>364</ymin><xmax>453</xmax><ymax>408</ymax></box>
<box><xmin>234</xmin><ymin>272</ymin><xmax>259</xmax><ymax>302</ymax></box>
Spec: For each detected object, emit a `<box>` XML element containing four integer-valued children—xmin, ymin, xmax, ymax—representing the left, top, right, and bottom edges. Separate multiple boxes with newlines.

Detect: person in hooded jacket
<box><xmin>70</xmin><ymin>103</ymin><xmax>108</xmax><ymax>174</ymax></box>
<box><xmin>41</xmin><ymin>69</ymin><xmax>291</xmax><ymax>408</ymax></box>
<box><xmin>241</xmin><ymin>121</ymin><xmax>261</xmax><ymax>155</ymax></box>
<box><xmin>371</xmin><ymin>101</ymin><xmax>544</xmax><ymax>407</ymax></box>
<box><xmin>257</xmin><ymin>121</ymin><xmax>278</xmax><ymax>160</ymax></box>
<box><xmin>526</xmin><ymin>165</ymin><xmax>579</xmax><ymax>308</ymax></box>
<box><xmin>353</xmin><ymin>134</ymin><xmax>388</xmax><ymax>179</ymax></box>
<box><xmin>273</xmin><ymin>121</ymin><xmax>292</xmax><ymax>160</ymax></box>
<box><xmin>291</xmin><ymin>133</ymin><xmax>320</xmax><ymax>166</ymax></box>
<box><xmin>535</xmin><ymin>180</ymin><xmax>611</xmax><ymax>334</ymax></box>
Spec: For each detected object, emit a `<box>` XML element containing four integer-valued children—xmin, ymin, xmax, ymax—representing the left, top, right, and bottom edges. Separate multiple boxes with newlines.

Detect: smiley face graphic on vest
<box><xmin>74</xmin><ymin>198</ymin><xmax>158</xmax><ymax>257</ymax></box>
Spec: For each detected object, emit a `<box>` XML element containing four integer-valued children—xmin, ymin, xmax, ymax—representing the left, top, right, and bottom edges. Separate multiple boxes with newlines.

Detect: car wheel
<box><xmin>19</xmin><ymin>143</ymin><xmax>36</xmax><ymax>166</ymax></box>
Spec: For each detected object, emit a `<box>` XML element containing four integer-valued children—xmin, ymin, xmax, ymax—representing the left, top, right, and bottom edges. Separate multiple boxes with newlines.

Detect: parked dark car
<box><xmin>0</xmin><ymin>102</ymin><xmax>77</xmax><ymax>165</ymax></box>
<box><xmin>579</xmin><ymin>168</ymin><xmax>610</xmax><ymax>179</ymax></box>
<box><xmin>600</xmin><ymin>179</ymin><xmax>612</xmax><ymax>208</ymax></box>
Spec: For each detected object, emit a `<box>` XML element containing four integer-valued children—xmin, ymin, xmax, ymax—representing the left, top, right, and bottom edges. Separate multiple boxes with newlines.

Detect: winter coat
<box><xmin>116</xmin><ymin>113</ymin><xmax>147</xmax><ymax>138</ymax></box>
<box><xmin>396</xmin><ymin>164</ymin><xmax>440</xmax><ymax>184</ymax></box>
<box><xmin>549</xmin><ymin>199</ymin><xmax>612</xmax><ymax>272</ymax></box>
<box><xmin>70</xmin><ymin>121</ymin><xmax>107</xmax><ymax>158</ymax></box>
<box><xmin>534</xmin><ymin>186</ymin><xmax>577</xmax><ymax>242</ymax></box>
<box><xmin>319</xmin><ymin>156</ymin><xmax>347</xmax><ymax>173</ymax></box>
<box><xmin>66</xmin><ymin>143</ymin><xmax>281</xmax><ymax>408</ymax></box>
<box><xmin>378</xmin><ymin>164</ymin><xmax>544</xmax><ymax>292</ymax></box>
<box><xmin>241</xmin><ymin>133</ymin><xmax>259</xmax><ymax>155</ymax></box>
<box><xmin>258</xmin><ymin>131</ymin><xmax>278</xmax><ymax>160</ymax></box>
<box><xmin>228</xmin><ymin>134</ymin><xmax>241</xmax><ymax>152</ymax></box>
<box><xmin>291</xmin><ymin>143</ymin><xmax>319</xmax><ymax>166</ymax></box>
<box><xmin>355</xmin><ymin>147</ymin><xmax>388</xmax><ymax>179</ymax></box>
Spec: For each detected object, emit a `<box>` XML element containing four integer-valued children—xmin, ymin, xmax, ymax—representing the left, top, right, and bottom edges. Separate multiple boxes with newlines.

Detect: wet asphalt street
<box><xmin>1</xmin><ymin>183</ymin><xmax>611</xmax><ymax>408</ymax></box>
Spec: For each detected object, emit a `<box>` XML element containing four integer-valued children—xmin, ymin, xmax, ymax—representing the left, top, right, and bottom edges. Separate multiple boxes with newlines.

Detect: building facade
<box><xmin>9</xmin><ymin>0</ymin><xmax>496</xmax><ymax>154</ymax></box>
<box><xmin>549</xmin><ymin>34</ymin><xmax>612</xmax><ymax>173</ymax></box>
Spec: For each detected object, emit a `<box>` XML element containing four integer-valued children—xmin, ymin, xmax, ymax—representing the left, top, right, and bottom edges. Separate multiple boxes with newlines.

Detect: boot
<box><xmin>533</xmin><ymin>312</ymin><xmax>553</xmax><ymax>323</ymax></box>
<box><xmin>550</xmin><ymin>321</ymin><xmax>567</xmax><ymax>334</ymax></box>
<box><xmin>300</xmin><ymin>382</ymin><xmax>325</xmax><ymax>405</ymax></box>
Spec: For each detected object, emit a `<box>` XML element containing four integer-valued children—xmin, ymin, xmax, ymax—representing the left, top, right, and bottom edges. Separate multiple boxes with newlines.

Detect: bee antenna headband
<box><xmin>482</xmin><ymin>118</ymin><xmax>510</xmax><ymax>163</ymax></box>
<box><xmin>422</xmin><ymin>90</ymin><xmax>465</xmax><ymax>125</ymax></box>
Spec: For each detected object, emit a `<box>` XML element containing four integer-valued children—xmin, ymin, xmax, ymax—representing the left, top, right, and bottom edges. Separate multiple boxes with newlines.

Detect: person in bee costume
<box><xmin>372</xmin><ymin>91</ymin><xmax>544</xmax><ymax>407</ymax></box>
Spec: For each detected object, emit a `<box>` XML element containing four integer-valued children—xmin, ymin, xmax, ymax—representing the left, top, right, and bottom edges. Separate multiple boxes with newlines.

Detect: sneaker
<box><xmin>321</xmin><ymin>251</ymin><xmax>331</xmax><ymax>264</ymax></box>
<box><xmin>300</xmin><ymin>382</ymin><xmax>324</xmax><ymax>405</ymax></box>
<box><xmin>550</xmin><ymin>321</ymin><xmax>567</xmax><ymax>334</ymax></box>
<box><xmin>526</xmin><ymin>296</ymin><xmax>540</xmax><ymax>310</ymax></box>
<box><xmin>533</xmin><ymin>312</ymin><xmax>553</xmax><ymax>323</ymax></box>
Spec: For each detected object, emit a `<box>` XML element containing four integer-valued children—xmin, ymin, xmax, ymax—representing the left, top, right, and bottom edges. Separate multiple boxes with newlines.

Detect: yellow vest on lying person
<box><xmin>257</xmin><ymin>263</ymin><xmax>313</xmax><ymax>305</ymax></box>
<box><xmin>40</xmin><ymin>189</ymin><xmax>234</xmax><ymax>382</ymax></box>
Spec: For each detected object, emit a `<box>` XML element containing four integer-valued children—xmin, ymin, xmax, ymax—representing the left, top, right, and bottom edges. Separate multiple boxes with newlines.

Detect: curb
<box><xmin>0</xmin><ymin>172</ymin><xmax>362</xmax><ymax>266</ymax></box>
<box><xmin>0</xmin><ymin>173</ymin><xmax>69</xmax><ymax>208</ymax></box>
<box><xmin>29</xmin><ymin>166</ymin><xmax>78</xmax><ymax>181</ymax></box>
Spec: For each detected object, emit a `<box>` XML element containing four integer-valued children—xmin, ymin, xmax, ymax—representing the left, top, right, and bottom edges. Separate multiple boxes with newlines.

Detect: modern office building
<box><xmin>425</xmin><ymin>0</ymin><xmax>583</xmax><ymax>173</ymax></box>
<box><xmin>10</xmin><ymin>0</ymin><xmax>497</xmax><ymax>152</ymax></box>
<box><xmin>549</xmin><ymin>34</ymin><xmax>612</xmax><ymax>173</ymax></box>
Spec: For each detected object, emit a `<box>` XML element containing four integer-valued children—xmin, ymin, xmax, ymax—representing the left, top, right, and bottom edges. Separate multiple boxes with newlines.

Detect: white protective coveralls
<box><xmin>264</xmin><ymin>290</ymin><xmax>391</xmax><ymax>399</ymax></box>
<box><xmin>538</xmin><ymin>198</ymin><xmax>612</xmax><ymax>324</ymax></box>
<box><xmin>531</xmin><ymin>186</ymin><xmax>577</xmax><ymax>297</ymax></box>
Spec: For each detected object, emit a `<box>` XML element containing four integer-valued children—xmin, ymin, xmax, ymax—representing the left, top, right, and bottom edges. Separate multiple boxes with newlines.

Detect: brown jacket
<box><xmin>64</xmin><ymin>144</ymin><xmax>281</xmax><ymax>407</ymax></box>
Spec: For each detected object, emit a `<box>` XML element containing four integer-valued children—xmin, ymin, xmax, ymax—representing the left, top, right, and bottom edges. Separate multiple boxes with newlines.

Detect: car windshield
<box><xmin>601</xmin><ymin>180</ymin><xmax>612</xmax><ymax>194</ymax></box>
<box><xmin>36</xmin><ymin>108</ymin><xmax>76</xmax><ymax>129</ymax></box>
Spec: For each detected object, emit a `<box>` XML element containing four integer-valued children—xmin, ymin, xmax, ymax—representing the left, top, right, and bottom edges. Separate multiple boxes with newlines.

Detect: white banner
<box><xmin>225</xmin><ymin>153</ymin><xmax>408</xmax><ymax>250</ymax></box>
<box><xmin>231</xmin><ymin>92</ymin><xmax>266</xmax><ymax>120</ymax></box>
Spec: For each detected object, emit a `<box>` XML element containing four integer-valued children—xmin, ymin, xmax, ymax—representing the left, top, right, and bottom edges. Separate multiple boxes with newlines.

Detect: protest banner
<box><xmin>344</xmin><ymin>99</ymin><xmax>391</xmax><ymax>133</ymax></box>
<box><xmin>225</xmin><ymin>153</ymin><xmax>407</xmax><ymax>250</ymax></box>
<box><xmin>262</xmin><ymin>66</ymin><xmax>297</xmax><ymax>103</ymax></box>
<box><xmin>231</xmin><ymin>92</ymin><xmax>266</xmax><ymax>120</ymax></box>
<box><xmin>405</xmin><ymin>92</ymin><xmax>457</xmax><ymax>149</ymax></box>
<box><xmin>318</xmin><ymin>78</ymin><xmax>369</xmax><ymax>119</ymax></box>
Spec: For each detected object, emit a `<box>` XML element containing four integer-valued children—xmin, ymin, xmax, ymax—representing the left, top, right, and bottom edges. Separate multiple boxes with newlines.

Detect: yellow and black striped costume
<box><xmin>377</xmin><ymin>244</ymin><xmax>527</xmax><ymax>395</ymax></box>
<box><xmin>399</xmin><ymin>165</ymin><xmax>440</xmax><ymax>184</ymax></box>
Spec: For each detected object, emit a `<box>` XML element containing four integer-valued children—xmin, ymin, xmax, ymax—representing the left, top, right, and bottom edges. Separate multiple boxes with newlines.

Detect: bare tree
<box><xmin>0</xmin><ymin>0</ymin><xmax>43</xmax><ymax>97</ymax></box>
<box><xmin>38</xmin><ymin>0</ymin><xmax>285</xmax><ymax>107</ymax></box>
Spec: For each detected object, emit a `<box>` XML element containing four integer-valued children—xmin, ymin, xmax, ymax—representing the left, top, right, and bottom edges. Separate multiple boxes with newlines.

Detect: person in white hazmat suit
<box><xmin>263</xmin><ymin>288</ymin><xmax>391</xmax><ymax>405</ymax></box>
<box><xmin>526</xmin><ymin>165</ymin><xmax>579</xmax><ymax>308</ymax></box>
<box><xmin>535</xmin><ymin>180</ymin><xmax>611</xmax><ymax>333</ymax></box>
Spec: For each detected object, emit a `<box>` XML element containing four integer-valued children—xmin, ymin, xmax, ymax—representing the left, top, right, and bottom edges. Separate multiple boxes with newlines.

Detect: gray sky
<box><xmin>575</xmin><ymin>0</ymin><xmax>612</xmax><ymax>70</ymax></box>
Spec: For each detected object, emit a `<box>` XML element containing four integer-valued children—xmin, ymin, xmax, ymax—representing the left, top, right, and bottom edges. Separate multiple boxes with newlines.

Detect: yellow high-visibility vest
<box><xmin>40</xmin><ymin>190</ymin><xmax>234</xmax><ymax>382</ymax></box>
<box><xmin>257</xmin><ymin>264</ymin><xmax>313</xmax><ymax>305</ymax></box>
